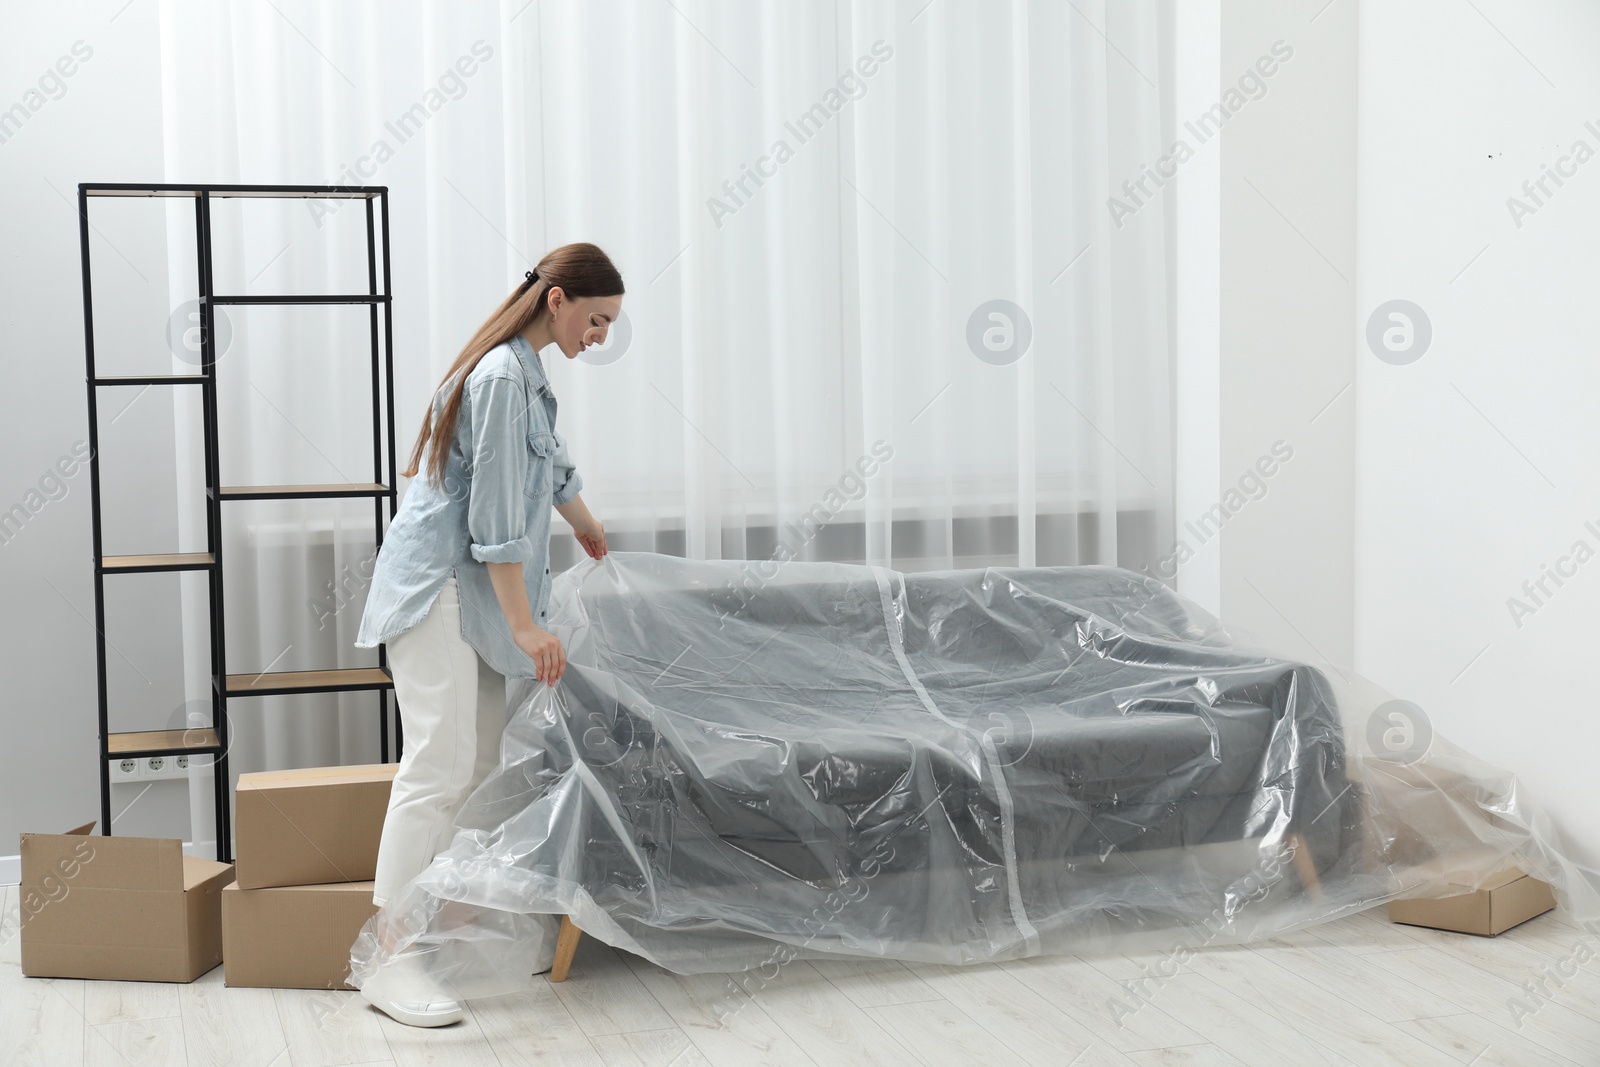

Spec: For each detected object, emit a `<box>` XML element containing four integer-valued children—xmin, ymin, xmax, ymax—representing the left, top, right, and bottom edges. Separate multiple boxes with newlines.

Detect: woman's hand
<box><xmin>572</xmin><ymin>514</ymin><xmax>607</xmax><ymax>559</ymax></box>
<box><xmin>555</xmin><ymin>493</ymin><xmax>607</xmax><ymax>559</ymax></box>
<box><xmin>513</xmin><ymin>622</ymin><xmax>566</xmax><ymax>686</ymax></box>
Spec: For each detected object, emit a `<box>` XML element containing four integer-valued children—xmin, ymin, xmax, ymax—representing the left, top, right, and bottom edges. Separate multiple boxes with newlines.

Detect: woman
<box><xmin>352</xmin><ymin>242</ymin><xmax>624</xmax><ymax>1026</ymax></box>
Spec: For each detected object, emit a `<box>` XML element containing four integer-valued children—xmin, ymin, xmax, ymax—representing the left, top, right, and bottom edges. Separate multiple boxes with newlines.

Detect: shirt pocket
<box><xmin>524</xmin><ymin>429</ymin><xmax>556</xmax><ymax>500</ymax></box>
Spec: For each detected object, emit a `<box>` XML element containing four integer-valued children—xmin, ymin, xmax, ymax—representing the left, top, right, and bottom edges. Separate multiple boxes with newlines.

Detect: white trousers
<box><xmin>372</xmin><ymin>573</ymin><xmax>508</xmax><ymax>908</ymax></box>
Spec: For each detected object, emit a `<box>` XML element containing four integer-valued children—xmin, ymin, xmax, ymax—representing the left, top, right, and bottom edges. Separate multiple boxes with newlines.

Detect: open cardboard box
<box><xmin>1346</xmin><ymin>758</ymin><xmax>1559</xmax><ymax>935</ymax></box>
<box><xmin>18</xmin><ymin>821</ymin><xmax>234</xmax><ymax>982</ymax></box>
<box><xmin>1386</xmin><ymin>846</ymin><xmax>1557</xmax><ymax>936</ymax></box>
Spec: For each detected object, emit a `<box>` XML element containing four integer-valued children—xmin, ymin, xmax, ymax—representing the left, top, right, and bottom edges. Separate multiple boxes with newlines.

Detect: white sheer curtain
<box><xmin>155</xmin><ymin>0</ymin><xmax>1177</xmax><ymax>846</ymax></box>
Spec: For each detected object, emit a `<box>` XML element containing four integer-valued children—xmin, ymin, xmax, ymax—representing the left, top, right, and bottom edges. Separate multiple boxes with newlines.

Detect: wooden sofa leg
<box><xmin>549</xmin><ymin>916</ymin><xmax>583</xmax><ymax>982</ymax></box>
<box><xmin>1285</xmin><ymin>832</ymin><xmax>1323</xmax><ymax>900</ymax></box>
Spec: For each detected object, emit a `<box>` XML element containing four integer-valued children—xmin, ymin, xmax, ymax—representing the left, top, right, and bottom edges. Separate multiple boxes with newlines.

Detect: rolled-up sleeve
<box><xmin>550</xmin><ymin>427</ymin><xmax>584</xmax><ymax>506</ymax></box>
<box><xmin>466</xmin><ymin>374</ymin><xmax>536</xmax><ymax>563</ymax></box>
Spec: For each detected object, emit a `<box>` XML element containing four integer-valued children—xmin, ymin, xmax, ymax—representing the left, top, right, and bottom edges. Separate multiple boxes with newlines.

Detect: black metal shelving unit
<box><xmin>78</xmin><ymin>182</ymin><xmax>402</xmax><ymax>862</ymax></box>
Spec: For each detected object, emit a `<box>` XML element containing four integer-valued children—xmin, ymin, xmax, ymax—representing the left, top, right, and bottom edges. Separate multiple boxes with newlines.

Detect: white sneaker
<box><xmin>360</xmin><ymin>982</ymin><xmax>464</xmax><ymax>1027</ymax></box>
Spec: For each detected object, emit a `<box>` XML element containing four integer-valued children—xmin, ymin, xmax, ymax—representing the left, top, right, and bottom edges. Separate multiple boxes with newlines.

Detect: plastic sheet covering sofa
<box><xmin>349</xmin><ymin>551</ymin><xmax>1600</xmax><ymax>1002</ymax></box>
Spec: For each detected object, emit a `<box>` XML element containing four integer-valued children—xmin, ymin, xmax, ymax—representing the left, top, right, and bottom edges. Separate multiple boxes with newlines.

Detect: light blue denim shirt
<box><xmin>354</xmin><ymin>331</ymin><xmax>582</xmax><ymax>678</ymax></box>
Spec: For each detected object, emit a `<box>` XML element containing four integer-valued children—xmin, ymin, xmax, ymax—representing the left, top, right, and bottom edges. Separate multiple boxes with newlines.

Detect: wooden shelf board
<box><xmin>94</xmin><ymin>374</ymin><xmax>208</xmax><ymax>385</ymax></box>
<box><xmin>207</xmin><ymin>294</ymin><xmax>389</xmax><ymax>304</ymax></box>
<box><xmin>225</xmin><ymin>667</ymin><xmax>393</xmax><ymax>696</ymax></box>
<box><xmin>108</xmin><ymin>728</ymin><xmax>220</xmax><ymax>755</ymax></box>
<box><xmin>82</xmin><ymin>184</ymin><xmax>383</xmax><ymax>199</ymax></box>
<box><xmin>218</xmin><ymin>483</ymin><xmax>389</xmax><ymax>498</ymax></box>
<box><xmin>102</xmin><ymin>552</ymin><xmax>215</xmax><ymax>571</ymax></box>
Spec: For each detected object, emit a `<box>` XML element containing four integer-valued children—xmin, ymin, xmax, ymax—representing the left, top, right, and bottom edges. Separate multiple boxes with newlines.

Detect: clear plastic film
<box><xmin>348</xmin><ymin>550</ymin><xmax>1600</xmax><ymax>1002</ymax></box>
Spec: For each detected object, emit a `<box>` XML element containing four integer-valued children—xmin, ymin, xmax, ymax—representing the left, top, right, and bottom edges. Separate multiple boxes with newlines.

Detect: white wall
<box><xmin>1211</xmin><ymin>0</ymin><xmax>1599</xmax><ymax>874</ymax></box>
<box><xmin>1218</xmin><ymin>0</ymin><xmax>1358</xmax><ymax>670</ymax></box>
<box><xmin>1356</xmin><ymin>0</ymin><xmax>1600</xmax><ymax>871</ymax></box>
<box><xmin>0</xmin><ymin>3</ymin><xmax>200</xmax><ymax>881</ymax></box>
<box><xmin>1171</xmin><ymin>0</ymin><xmax>1222</xmax><ymax>617</ymax></box>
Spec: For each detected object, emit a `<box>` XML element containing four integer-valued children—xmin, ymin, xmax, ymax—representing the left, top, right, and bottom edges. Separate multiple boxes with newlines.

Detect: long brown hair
<box><xmin>402</xmin><ymin>241</ymin><xmax>624</xmax><ymax>488</ymax></box>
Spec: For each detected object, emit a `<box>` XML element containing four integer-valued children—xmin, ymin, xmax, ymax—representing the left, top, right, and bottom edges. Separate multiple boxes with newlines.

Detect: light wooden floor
<box><xmin>3</xmin><ymin>883</ymin><xmax>1597</xmax><ymax>1066</ymax></box>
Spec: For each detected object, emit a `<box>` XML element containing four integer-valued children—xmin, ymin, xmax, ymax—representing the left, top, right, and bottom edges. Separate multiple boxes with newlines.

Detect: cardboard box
<box><xmin>234</xmin><ymin>763</ymin><xmax>398</xmax><ymax>889</ymax></box>
<box><xmin>1387</xmin><ymin>853</ymin><xmax>1556</xmax><ymax>936</ymax></box>
<box><xmin>221</xmin><ymin>880</ymin><xmax>379</xmax><ymax>989</ymax></box>
<box><xmin>18</xmin><ymin>821</ymin><xmax>234</xmax><ymax>982</ymax></box>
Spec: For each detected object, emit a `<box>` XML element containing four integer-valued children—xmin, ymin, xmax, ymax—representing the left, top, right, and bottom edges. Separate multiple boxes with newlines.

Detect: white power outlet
<box><xmin>142</xmin><ymin>755</ymin><xmax>187</xmax><ymax>781</ymax></box>
<box><xmin>108</xmin><ymin>755</ymin><xmax>195</xmax><ymax>783</ymax></box>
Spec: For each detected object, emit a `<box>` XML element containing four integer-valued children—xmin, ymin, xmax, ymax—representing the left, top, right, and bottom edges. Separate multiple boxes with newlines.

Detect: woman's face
<box><xmin>549</xmin><ymin>289</ymin><xmax>624</xmax><ymax>359</ymax></box>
